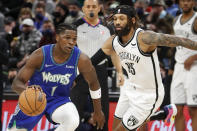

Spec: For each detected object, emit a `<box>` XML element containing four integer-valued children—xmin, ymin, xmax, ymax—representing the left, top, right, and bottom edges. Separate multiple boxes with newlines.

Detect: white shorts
<box><xmin>171</xmin><ymin>63</ymin><xmax>197</xmax><ymax>106</ymax></box>
<box><xmin>114</xmin><ymin>79</ymin><xmax>164</xmax><ymax>130</ymax></box>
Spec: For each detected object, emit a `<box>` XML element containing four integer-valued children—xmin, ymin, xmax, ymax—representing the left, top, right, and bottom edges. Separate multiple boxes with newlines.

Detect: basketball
<box><xmin>18</xmin><ymin>85</ymin><xmax>47</xmax><ymax>116</ymax></box>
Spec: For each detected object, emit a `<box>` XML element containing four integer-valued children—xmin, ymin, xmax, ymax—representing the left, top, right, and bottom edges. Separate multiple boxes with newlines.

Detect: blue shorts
<box><xmin>8</xmin><ymin>97</ymin><xmax>71</xmax><ymax>131</ymax></box>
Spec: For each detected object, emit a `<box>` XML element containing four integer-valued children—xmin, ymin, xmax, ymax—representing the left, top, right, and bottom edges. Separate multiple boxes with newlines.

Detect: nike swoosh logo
<box><xmin>45</xmin><ymin>64</ymin><xmax>53</xmax><ymax>67</ymax></box>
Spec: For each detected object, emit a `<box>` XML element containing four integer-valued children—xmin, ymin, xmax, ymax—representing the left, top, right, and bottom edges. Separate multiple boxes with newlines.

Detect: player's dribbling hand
<box><xmin>117</xmin><ymin>73</ymin><xmax>124</xmax><ymax>86</ymax></box>
<box><xmin>92</xmin><ymin>111</ymin><xmax>105</xmax><ymax>130</ymax></box>
<box><xmin>27</xmin><ymin>85</ymin><xmax>43</xmax><ymax>92</ymax></box>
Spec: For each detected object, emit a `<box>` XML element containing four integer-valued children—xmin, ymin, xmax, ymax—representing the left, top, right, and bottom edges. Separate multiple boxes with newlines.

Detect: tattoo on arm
<box><xmin>193</xmin><ymin>17</ymin><xmax>197</xmax><ymax>33</ymax></box>
<box><xmin>141</xmin><ymin>31</ymin><xmax>197</xmax><ymax>50</ymax></box>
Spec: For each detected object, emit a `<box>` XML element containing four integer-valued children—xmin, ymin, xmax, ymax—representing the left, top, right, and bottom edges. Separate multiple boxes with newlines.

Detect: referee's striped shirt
<box><xmin>74</xmin><ymin>18</ymin><xmax>111</xmax><ymax>58</ymax></box>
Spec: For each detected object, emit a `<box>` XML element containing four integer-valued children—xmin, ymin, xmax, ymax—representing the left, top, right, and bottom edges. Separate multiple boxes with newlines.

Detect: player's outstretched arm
<box><xmin>78</xmin><ymin>52</ymin><xmax>105</xmax><ymax>130</ymax></box>
<box><xmin>12</xmin><ymin>48</ymin><xmax>43</xmax><ymax>94</ymax></box>
<box><xmin>140</xmin><ymin>30</ymin><xmax>197</xmax><ymax>50</ymax></box>
<box><xmin>102</xmin><ymin>36</ymin><xmax>124</xmax><ymax>86</ymax></box>
<box><xmin>90</xmin><ymin>36</ymin><xmax>124</xmax><ymax>86</ymax></box>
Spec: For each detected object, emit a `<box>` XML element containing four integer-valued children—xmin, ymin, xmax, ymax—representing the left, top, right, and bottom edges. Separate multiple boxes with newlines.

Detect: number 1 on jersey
<box><xmin>51</xmin><ymin>86</ymin><xmax>57</xmax><ymax>96</ymax></box>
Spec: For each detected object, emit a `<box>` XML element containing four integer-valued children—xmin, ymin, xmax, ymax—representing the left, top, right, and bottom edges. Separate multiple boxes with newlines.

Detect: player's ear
<box><xmin>82</xmin><ymin>5</ymin><xmax>85</xmax><ymax>13</ymax></box>
<box><xmin>131</xmin><ymin>17</ymin><xmax>136</xmax><ymax>25</ymax></box>
<box><xmin>56</xmin><ymin>35</ymin><xmax>59</xmax><ymax>42</ymax></box>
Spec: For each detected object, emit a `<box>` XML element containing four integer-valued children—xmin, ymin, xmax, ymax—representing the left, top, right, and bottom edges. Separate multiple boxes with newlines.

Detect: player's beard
<box><xmin>183</xmin><ymin>7</ymin><xmax>193</xmax><ymax>14</ymax></box>
<box><xmin>115</xmin><ymin>22</ymin><xmax>132</xmax><ymax>37</ymax></box>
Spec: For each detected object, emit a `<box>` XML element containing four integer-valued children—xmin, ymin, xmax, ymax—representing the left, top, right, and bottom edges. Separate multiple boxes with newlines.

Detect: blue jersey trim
<box><xmin>38</xmin><ymin>47</ymin><xmax>46</xmax><ymax>72</ymax></box>
<box><xmin>75</xmin><ymin>50</ymin><xmax>81</xmax><ymax>76</ymax></box>
<box><xmin>50</xmin><ymin>44</ymin><xmax>74</xmax><ymax>66</ymax></box>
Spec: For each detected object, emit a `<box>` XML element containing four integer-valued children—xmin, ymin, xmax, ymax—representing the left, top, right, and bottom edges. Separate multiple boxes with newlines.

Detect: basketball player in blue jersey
<box><xmin>7</xmin><ymin>24</ymin><xmax>105</xmax><ymax>131</ymax></box>
<box><xmin>91</xmin><ymin>5</ymin><xmax>197</xmax><ymax>131</ymax></box>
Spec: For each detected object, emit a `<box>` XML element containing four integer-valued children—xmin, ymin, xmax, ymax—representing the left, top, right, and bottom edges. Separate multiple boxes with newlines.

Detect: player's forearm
<box><xmin>142</xmin><ymin>31</ymin><xmax>197</xmax><ymax>50</ymax></box>
<box><xmin>12</xmin><ymin>77</ymin><xmax>27</xmax><ymax>94</ymax></box>
<box><xmin>88</xmin><ymin>80</ymin><xmax>102</xmax><ymax>113</ymax></box>
<box><xmin>158</xmin><ymin>34</ymin><xmax>197</xmax><ymax>50</ymax></box>
<box><xmin>92</xmin><ymin>99</ymin><xmax>102</xmax><ymax>113</ymax></box>
<box><xmin>91</xmin><ymin>49</ymin><xmax>108</xmax><ymax>66</ymax></box>
<box><xmin>111</xmin><ymin>52</ymin><xmax>123</xmax><ymax>74</ymax></box>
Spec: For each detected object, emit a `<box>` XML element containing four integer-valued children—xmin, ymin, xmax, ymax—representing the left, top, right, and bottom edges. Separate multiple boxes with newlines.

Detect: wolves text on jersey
<box><xmin>42</xmin><ymin>72</ymin><xmax>72</xmax><ymax>85</ymax></box>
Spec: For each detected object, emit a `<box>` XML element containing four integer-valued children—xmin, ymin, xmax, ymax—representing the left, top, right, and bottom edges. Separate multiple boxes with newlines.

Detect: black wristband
<box><xmin>91</xmin><ymin>49</ymin><xmax>108</xmax><ymax>66</ymax></box>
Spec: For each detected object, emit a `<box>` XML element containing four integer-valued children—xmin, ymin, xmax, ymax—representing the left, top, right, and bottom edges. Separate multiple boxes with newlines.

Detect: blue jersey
<box><xmin>8</xmin><ymin>44</ymin><xmax>81</xmax><ymax>130</ymax></box>
<box><xmin>29</xmin><ymin>44</ymin><xmax>81</xmax><ymax>100</ymax></box>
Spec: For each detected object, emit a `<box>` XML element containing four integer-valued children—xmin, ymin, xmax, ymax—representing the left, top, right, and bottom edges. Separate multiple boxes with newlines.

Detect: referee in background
<box><xmin>70</xmin><ymin>0</ymin><xmax>111</xmax><ymax>130</ymax></box>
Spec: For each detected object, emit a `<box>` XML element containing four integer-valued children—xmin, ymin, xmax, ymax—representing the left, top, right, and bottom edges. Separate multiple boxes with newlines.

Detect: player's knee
<box><xmin>64</xmin><ymin>110</ymin><xmax>79</xmax><ymax>126</ymax></box>
<box><xmin>68</xmin><ymin>113</ymin><xmax>80</xmax><ymax>128</ymax></box>
<box><xmin>60</xmin><ymin>114</ymin><xmax>79</xmax><ymax>130</ymax></box>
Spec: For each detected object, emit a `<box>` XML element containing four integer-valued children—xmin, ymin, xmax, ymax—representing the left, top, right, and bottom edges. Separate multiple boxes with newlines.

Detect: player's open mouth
<box><xmin>115</xmin><ymin>27</ymin><xmax>122</xmax><ymax>30</ymax></box>
<box><xmin>66</xmin><ymin>47</ymin><xmax>72</xmax><ymax>51</ymax></box>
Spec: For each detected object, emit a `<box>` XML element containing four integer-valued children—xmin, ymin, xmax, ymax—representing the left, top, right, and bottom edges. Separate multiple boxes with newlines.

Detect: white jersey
<box><xmin>174</xmin><ymin>12</ymin><xmax>197</xmax><ymax>63</ymax></box>
<box><xmin>112</xmin><ymin>28</ymin><xmax>164</xmax><ymax>91</ymax></box>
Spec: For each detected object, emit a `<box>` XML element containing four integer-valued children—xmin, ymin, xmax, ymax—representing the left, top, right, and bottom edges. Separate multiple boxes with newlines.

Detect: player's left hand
<box><xmin>117</xmin><ymin>73</ymin><xmax>124</xmax><ymax>86</ymax></box>
<box><xmin>184</xmin><ymin>56</ymin><xmax>195</xmax><ymax>70</ymax></box>
<box><xmin>92</xmin><ymin>111</ymin><xmax>105</xmax><ymax>130</ymax></box>
<box><xmin>27</xmin><ymin>85</ymin><xmax>43</xmax><ymax>92</ymax></box>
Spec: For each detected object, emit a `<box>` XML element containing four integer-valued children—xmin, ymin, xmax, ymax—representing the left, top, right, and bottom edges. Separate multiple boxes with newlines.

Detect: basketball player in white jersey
<box><xmin>171</xmin><ymin>0</ymin><xmax>197</xmax><ymax>130</ymax></box>
<box><xmin>91</xmin><ymin>5</ymin><xmax>197</xmax><ymax>131</ymax></box>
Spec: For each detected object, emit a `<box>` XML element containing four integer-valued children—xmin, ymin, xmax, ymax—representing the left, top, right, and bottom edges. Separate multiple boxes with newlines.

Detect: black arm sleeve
<box><xmin>91</xmin><ymin>49</ymin><xmax>109</xmax><ymax>66</ymax></box>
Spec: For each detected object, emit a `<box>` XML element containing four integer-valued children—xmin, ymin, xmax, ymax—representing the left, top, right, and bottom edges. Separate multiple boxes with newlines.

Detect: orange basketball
<box><xmin>18</xmin><ymin>86</ymin><xmax>47</xmax><ymax>116</ymax></box>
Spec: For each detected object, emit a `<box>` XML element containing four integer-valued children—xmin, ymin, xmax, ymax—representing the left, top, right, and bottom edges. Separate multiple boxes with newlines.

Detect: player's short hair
<box><xmin>55</xmin><ymin>23</ymin><xmax>76</xmax><ymax>34</ymax></box>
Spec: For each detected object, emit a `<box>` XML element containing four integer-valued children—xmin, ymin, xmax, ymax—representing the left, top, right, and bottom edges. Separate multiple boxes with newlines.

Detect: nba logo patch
<box><xmin>127</xmin><ymin>115</ymin><xmax>139</xmax><ymax>127</ymax></box>
<box><xmin>118</xmin><ymin>9</ymin><xmax>121</xmax><ymax>13</ymax></box>
<box><xmin>192</xmin><ymin>95</ymin><xmax>197</xmax><ymax>103</ymax></box>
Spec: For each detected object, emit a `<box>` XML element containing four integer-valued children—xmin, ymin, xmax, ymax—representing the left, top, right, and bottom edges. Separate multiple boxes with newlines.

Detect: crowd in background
<box><xmin>0</xmin><ymin>0</ymin><xmax>185</xmax><ymax>90</ymax></box>
<box><xmin>0</xmin><ymin>0</ymin><xmax>187</xmax><ymax>94</ymax></box>
<box><xmin>0</xmin><ymin>0</ymin><xmax>197</xmax><ymax>130</ymax></box>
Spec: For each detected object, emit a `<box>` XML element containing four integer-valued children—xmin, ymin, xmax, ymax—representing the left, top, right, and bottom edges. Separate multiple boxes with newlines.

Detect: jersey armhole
<box><xmin>75</xmin><ymin>50</ymin><xmax>81</xmax><ymax>76</ymax></box>
<box><xmin>38</xmin><ymin>47</ymin><xmax>45</xmax><ymax>72</ymax></box>
<box><xmin>192</xmin><ymin>16</ymin><xmax>197</xmax><ymax>34</ymax></box>
<box><xmin>112</xmin><ymin>36</ymin><xmax>116</xmax><ymax>51</ymax></box>
<box><xmin>136</xmin><ymin>30</ymin><xmax>155</xmax><ymax>57</ymax></box>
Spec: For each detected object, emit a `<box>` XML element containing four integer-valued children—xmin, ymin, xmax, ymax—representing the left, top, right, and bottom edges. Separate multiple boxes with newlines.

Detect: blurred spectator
<box><xmin>59</xmin><ymin>0</ymin><xmax>73</xmax><ymax>6</ymax></box>
<box><xmin>52</xmin><ymin>3</ymin><xmax>69</xmax><ymax>27</ymax></box>
<box><xmin>18</xmin><ymin>8</ymin><xmax>33</xmax><ymax>25</ymax></box>
<box><xmin>134</xmin><ymin>0</ymin><xmax>150</xmax><ymax>29</ymax></box>
<box><xmin>146</xmin><ymin>0</ymin><xmax>173</xmax><ymax>31</ymax></box>
<box><xmin>0</xmin><ymin>38</ymin><xmax>9</xmax><ymax>130</ymax></box>
<box><xmin>64</xmin><ymin>2</ymin><xmax>84</xmax><ymax>24</ymax></box>
<box><xmin>39</xmin><ymin>20</ymin><xmax>56</xmax><ymax>47</ymax></box>
<box><xmin>34</xmin><ymin>3</ymin><xmax>52</xmax><ymax>31</ymax></box>
<box><xmin>165</xmin><ymin>0</ymin><xmax>179</xmax><ymax>17</ymax></box>
<box><xmin>8</xmin><ymin>18</ymin><xmax>42</xmax><ymax>79</ymax></box>
<box><xmin>0</xmin><ymin>11</ymin><xmax>5</xmax><ymax>33</ymax></box>
<box><xmin>1</xmin><ymin>0</ymin><xmax>32</xmax><ymax>20</ymax></box>
<box><xmin>13</xmin><ymin>7</ymin><xmax>34</xmax><ymax>37</ymax></box>
<box><xmin>0</xmin><ymin>16</ymin><xmax>16</xmax><ymax>44</ymax></box>
<box><xmin>32</xmin><ymin>0</ymin><xmax>56</xmax><ymax>15</ymax></box>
